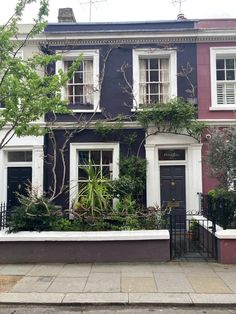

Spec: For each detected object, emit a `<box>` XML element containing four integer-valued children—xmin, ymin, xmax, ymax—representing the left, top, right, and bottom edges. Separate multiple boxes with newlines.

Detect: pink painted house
<box><xmin>196</xmin><ymin>19</ymin><xmax>236</xmax><ymax>193</ymax></box>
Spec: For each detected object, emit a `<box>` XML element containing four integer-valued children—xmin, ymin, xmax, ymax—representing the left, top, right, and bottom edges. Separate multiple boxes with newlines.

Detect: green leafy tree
<box><xmin>207</xmin><ymin>128</ymin><xmax>236</xmax><ymax>189</ymax></box>
<box><xmin>0</xmin><ymin>0</ymin><xmax>82</xmax><ymax>149</ymax></box>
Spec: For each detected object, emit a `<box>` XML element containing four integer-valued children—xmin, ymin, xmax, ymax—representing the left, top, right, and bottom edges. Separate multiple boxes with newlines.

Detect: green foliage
<box><xmin>73</xmin><ymin>165</ymin><xmax>112</xmax><ymax>217</ymax></box>
<box><xmin>111</xmin><ymin>176</ymin><xmax>137</xmax><ymax>199</ymax></box>
<box><xmin>207</xmin><ymin>128</ymin><xmax>236</xmax><ymax>189</ymax></box>
<box><xmin>136</xmin><ymin>98</ymin><xmax>205</xmax><ymax>141</ymax></box>
<box><xmin>95</xmin><ymin>118</ymin><xmax>124</xmax><ymax>138</ymax></box>
<box><xmin>119</xmin><ymin>156</ymin><xmax>147</xmax><ymax>196</ymax></box>
<box><xmin>207</xmin><ymin>189</ymin><xmax>236</xmax><ymax>229</ymax></box>
<box><xmin>115</xmin><ymin>195</ymin><xmax>138</xmax><ymax>214</ymax></box>
<box><xmin>8</xmin><ymin>195</ymin><xmax>62</xmax><ymax>232</ymax></box>
<box><xmin>0</xmin><ymin>0</ymin><xmax>83</xmax><ymax>149</ymax></box>
<box><xmin>52</xmin><ymin>218</ymin><xmax>83</xmax><ymax>231</ymax></box>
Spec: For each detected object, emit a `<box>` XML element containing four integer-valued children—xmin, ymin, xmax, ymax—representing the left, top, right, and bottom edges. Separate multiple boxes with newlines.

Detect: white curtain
<box><xmin>84</xmin><ymin>60</ymin><xmax>93</xmax><ymax>104</ymax></box>
<box><xmin>139</xmin><ymin>59</ymin><xmax>147</xmax><ymax>105</ymax></box>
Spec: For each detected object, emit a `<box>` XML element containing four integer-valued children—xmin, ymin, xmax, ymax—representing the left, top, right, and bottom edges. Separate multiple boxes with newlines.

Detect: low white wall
<box><xmin>0</xmin><ymin>230</ymin><xmax>170</xmax><ymax>242</ymax></box>
<box><xmin>215</xmin><ymin>229</ymin><xmax>236</xmax><ymax>239</ymax></box>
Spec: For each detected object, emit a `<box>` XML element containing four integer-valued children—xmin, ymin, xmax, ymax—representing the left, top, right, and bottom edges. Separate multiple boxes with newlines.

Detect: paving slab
<box><xmin>91</xmin><ymin>263</ymin><xmax>121</xmax><ymax>273</ymax></box>
<box><xmin>63</xmin><ymin>293</ymin><xmax>128</xmax><ymax>304</ymax></box>
<box><xmin>129</xmin><ymin>293</ymin><xmax>193</xmax><ymax>304</ymax></box>
<box><xmin>187</xmin><ymin>275</ymin><xmax>232</xmax><ymax>293</ymax></box>
<box><xmin>0</xmin><ymin>292</ymin><xmax>64</xmax><ymax>304</ymax></box>
<box><xmin>210</xmin><ymin>263</ymin><xmax>236</xmax><ymax>272</ymax></box>
<box><xmin>180</xmin><ymin>262</ymin><xmax>215</xmax><ymax>274</ymax></box>
<box><xmin>47</xmin><ymin>277</ymin><xmax>87</xmax><ymax>293</ymax></box>
<box><xmin>84</xmin><ymin>273</ymin><xmax>120</xmax><ymax>293</ymax></box>
<box><xmin>217</xmin><ymin>272</ymin><xmax>236</xmax><ymax>292</ymax></box>
<box><xmin>27</xmin><ymin>264</ymin><xmax>64</xmax><ymax>277</ymax></box>
<box><xmin>57</xmin><ymin>264</ymin><xmax>91</xmax><ymax>277</ymax></box>
<box><xmin>0</xmin><ymin>265</ymin><xmax>34</xmax><ymax>276</ymax></box>
<box><xmin>121</xmin><ymin>277</ymin><xmax>157</xmax><ymax>293</ymax></box>
<box><xmin>121</xmin><ymin>272</ymin><xmax>153</xmax><ymax>278</ymax></box>
<box><xmin>11</xmin><ymin>276</ymin><xmax>54</xmax><ymax>293</ymax></box>
<box><xmin>154</xmin><ymin>272</ymin><xmax>194</xmax><ymax>293</ymax></box>
<box><xmin>151</xmin><ymin>262</ymin><xmax>183</xmax><ymax>273</ymax></box>
<box><xmin>190</xmin><ymin>293</ymin><xmax>236</xmax><ymax>304</ymax></box>
<box><xmin>121</xmin><ymin>263</ymin><xmax>153</xmax><ymax>274</ymax></box>
<box><xmin>0</xmin><ymin>276</ymin><xmax>22</xmax><ymax>292</ymax></box>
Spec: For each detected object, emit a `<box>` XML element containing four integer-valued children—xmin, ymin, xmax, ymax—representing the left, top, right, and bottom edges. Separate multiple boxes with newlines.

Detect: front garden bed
<box><xmin>0</xmin><ymin>230</ymin><xmax>170</xmax><ymax>263</ymax></box>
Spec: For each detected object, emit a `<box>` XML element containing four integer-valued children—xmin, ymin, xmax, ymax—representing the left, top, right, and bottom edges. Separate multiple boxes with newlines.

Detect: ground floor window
<box><xmin>69</xmin><ymin>143</ymin><xmax>119</xmax><ymax>204</ymax></box>
<box><xmin>78</xmin><ymin>149</ymin><xmax>113</xmax><ymax>192</ymax></box>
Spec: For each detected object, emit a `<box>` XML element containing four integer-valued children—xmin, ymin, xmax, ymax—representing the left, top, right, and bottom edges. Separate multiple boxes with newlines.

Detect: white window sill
<box><xmin>210</xmin><ymin>106</ymin><xmax>236</xmax><ymax>111</ymax></box>
<box><xmin>71</xmin><ymin>109</ymin><xmax>102</xmax><ymax>113</ymax></box>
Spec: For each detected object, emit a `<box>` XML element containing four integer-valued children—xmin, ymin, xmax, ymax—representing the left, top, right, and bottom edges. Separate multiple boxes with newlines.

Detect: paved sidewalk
<box><xmin>0</xmin><ymin>262</ymin><xmax>235</xmax><ymax>305</ymax></box>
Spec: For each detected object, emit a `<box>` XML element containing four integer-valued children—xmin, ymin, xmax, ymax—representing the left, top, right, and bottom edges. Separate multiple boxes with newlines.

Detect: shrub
<box><xmin>8</xmin><ymin>195</ymin><xmax>62</xmax><ymax>232</ymax></box>
<box><xmin>207</xmin><ymin>189</ymin><xmax>236</xmax><ymax>229</ymax></box>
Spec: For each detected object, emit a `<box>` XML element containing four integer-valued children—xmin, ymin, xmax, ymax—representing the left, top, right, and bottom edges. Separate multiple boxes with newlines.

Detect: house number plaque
<box><xmin>167</xmin><ymin>201</ymin><xmax>180</xmax><ymax>208</ymax></box>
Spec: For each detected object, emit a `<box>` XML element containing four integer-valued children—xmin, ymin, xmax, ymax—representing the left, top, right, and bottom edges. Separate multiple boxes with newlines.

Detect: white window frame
<box><xmin>0</xmin><ymin>145</ymin><xmax>44</xmax><ymax>202</ymax></box>
<box><xmin>132</xmin><ymin>48</ymin><xmax>177</xmax><ymax>110</ymax></box>
<box><xmin>56</xmin><ymin>49</ymin><xmax>100</xmax><ymax>113</ymax></box>
<box><xmin>210</xmin><ymin>47</ymin><xmax>236</xmax><ymax>111</ymax></box>
<box><xmin>69</xmin><ymin>142</ymin><xmax>119</xmax><ymax>206</ymax></box>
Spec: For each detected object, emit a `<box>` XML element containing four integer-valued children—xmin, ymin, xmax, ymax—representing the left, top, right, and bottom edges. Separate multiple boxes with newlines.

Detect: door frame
<box><xmin>0</xmin><ymin>146</ymin><xmax>44</xmax><ymax>202</ymax></box>
<box><xmin>158</xmin><ymin>150</ymin><xmax>188</xmax><ymax>211</ymax></box>
<box><xmin>145</xmin><ymin>132</ymin><xmax>202</xmax><ymax>212</ymax></box>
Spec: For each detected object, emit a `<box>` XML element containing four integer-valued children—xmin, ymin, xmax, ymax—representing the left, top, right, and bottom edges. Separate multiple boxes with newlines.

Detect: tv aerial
<box><xmin>80</xmin><ymin>0</ymin><xmax>107</xmax><ymax>22</ymax></box>
<box><xmin>172</xmin><ymin>0</ymin><xmax>187</xmax><ymax>15</ymax></box>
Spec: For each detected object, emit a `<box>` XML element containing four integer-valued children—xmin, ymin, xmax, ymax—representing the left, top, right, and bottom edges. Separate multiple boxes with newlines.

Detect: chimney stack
<box><xmin>58</xmin><ymin>8</ymin><xmax>76</xmax><ymax>23</ymax></box>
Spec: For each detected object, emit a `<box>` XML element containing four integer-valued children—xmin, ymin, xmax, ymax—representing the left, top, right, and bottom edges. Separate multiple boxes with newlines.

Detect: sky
<box><xmin>0</xmin><ymin>0</ymin><xmax>236</xmax><ymax>24</ymax></box>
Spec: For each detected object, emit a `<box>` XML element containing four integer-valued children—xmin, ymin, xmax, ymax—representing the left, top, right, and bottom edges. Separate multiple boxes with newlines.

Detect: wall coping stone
<box><xmin>0</xmin><ymin>230</ymin><xmax>169</xmax><ymax>242</ymax></box>
<box><xmin>215</xmin><ymin>229</ymin><xmax>236</xmax><ymax>239</ymax></box>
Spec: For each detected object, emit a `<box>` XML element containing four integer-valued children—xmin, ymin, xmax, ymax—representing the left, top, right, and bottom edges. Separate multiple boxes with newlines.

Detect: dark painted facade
<box><xmin>42</xmin><ymin>18</ymin><xmax>236</xmax><ymax>211</ymax></box>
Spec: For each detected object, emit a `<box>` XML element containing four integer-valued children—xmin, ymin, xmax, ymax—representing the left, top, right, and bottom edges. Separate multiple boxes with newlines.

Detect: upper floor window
<box><xmin>56</xmin><ymin>50</ymin><xmax>100</xmax><ymax>112</ymax></box>
<box><xmin>211</xmin><ymin>47</ymin><xmax>236</xmax><ymax>110</ymax></box>
<box><xmin>133</xmin><ymin>49</ymin><xmax>177</xmax><ymax>109</ymax></box>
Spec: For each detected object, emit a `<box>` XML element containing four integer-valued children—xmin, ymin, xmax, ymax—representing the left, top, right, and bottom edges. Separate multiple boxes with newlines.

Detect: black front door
<box><xmin>160</xmin><ymin>165</ymin><xmax>186</xmax><ymax>215</ymax></box>
<box><xmin>7</xmin><ymin>167</ymin><xmax>32</xmax><ymax>208</ymax></box>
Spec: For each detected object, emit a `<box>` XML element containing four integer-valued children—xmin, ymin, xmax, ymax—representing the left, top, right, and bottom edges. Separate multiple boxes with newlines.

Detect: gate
<box><xmin>169</xmin><ymin>212</ymin><xmax>217</xmax><ymax>260</ymax></box>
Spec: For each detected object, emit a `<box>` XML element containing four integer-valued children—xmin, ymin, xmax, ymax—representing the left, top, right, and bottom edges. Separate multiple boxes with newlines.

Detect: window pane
<box><xmin>226</xmin><ymin>59</ymin><xmax>235</xmax><ymax>69</ymax></box>
<box><xmin>216</xmin><ymin>59</ymin><xmax>224</xmax><ymax>69</ymax></box>
<box><xmin>102</xmin><ymin>151</ymin><xmax>113</xmax><ymax>164</ymax></box>
<box><xmin>91</xmin><ymin>151</ymin><xmax>100</xmax><ymax>164</ymax></box>
<box><xmin>149</xmin><ymin>59</ymin><xmax>159</xmax><ymax>69</ymax></box>
<box><xmin>75</xmin><ymin>96</ymin><xmax>83</xmax><ymax>104</ymax></box>
<box><xmin>217</xmin><ymin>71</ymin><xmax>225</xmax><ymax>81</ymax></box>
<box><xmin>67</xmin><ymin>85</ymin><xmax>73</xmax><ymax>96</ymax></box>
<box><xmin>74</xmin><ymin>71</ymin><xmax>83</xmax><ymax>83</ymax></box>
<box><xmin>75</xmin><ymin>85</ymin><xmax>83</xmax><ymax>96</ymax></box>
<box><xmin>8</xmin><ymin>151</ymin><xmax>32</xmax><ymax>162</ymax></box>
<box><xmin>150</xmin><ymin>84</ymin><xmax>158</xmax><ymax>93</ymax></box>
<box><xmin>226</xmin><ymin>70</ymin><xmax>235</xmax><ymax>80</ymax></box>
<box><xmin>159</xmin><ymin>149</ymin><xmax>185</xmax><ymax>161</ymax></box>
<box><xmin>150</xmin><ymin>95</ymin><xmax>159</xmax><ymax>103</ymax></box>
<box><xmin>78</xmin><ymin>167</ymin><xmax>89</xmax><ymax>180</ymax></box>
<box><xmin>150</xmin><ymin>71</ymin><xmax>158</xmax><ymax>82</ymax></box>
<box><xmin>79</xmin><ymin>151</ymin><xmax>89</xmax><ymax>164</ymax></box>
<box><xmin>102</xmin><ymin>166</ymin><xmax>111</xmax><ymax>178</ymax></box>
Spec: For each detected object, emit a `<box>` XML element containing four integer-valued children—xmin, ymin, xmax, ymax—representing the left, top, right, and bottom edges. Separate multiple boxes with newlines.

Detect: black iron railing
<box><xmin>169</xmin><ymin>213</ymin><xmax>217</xmax><ymax>260</ymax></box>
<box><xmin>0</xmin><ymin>202</ymin><xmax>11</xmax><ymax>230</ymax></box>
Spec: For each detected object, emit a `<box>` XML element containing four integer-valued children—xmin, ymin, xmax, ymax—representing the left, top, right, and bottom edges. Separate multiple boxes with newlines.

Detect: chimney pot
<box><xmin>177</xmin><ymin>13</ymin><xmax>187</xmax><ymax>20</ymax></box>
